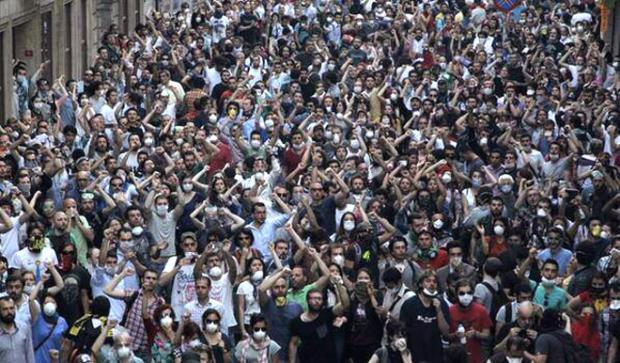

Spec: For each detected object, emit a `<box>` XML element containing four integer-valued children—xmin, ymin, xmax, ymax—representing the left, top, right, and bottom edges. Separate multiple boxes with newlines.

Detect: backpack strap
<box><xmin>120</xmin><ymin>290</ymin><xmax>140</xmax><ymax>326</ymax></box>
<box><xmin>388</xmin><ymin>288</ymin><xmax>411</xmax><ymax>313</ymax></box>
<box><xmin>481</xmin><ymin>281</ymin><xmax>497</xmax><ymax>294</ymax></box>
<box><xmin>505</xmin><ymin>302</ymin><xmax>513</xmax><ymax>323</ymax></box>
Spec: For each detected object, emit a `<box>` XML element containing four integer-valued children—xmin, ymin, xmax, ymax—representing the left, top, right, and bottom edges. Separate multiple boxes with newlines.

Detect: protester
<box><xmin>3</xmin><ymin>0</ymin><xmax>620</xmax><ymax>362</ymax></box>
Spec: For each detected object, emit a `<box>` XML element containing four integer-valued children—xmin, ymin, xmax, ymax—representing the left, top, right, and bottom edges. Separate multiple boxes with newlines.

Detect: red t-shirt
<box><xmin>571</xmin><ymin>316</ymin><xmax>601</xmax><ymax>361</ymax></box>
<box><xmin>282</xmin><ymin>147</ymin><xmax>305</xmax><ymax>174</ymax></box>
<box><xmin>209</xmin><ymin>141</ymin><xmax>232</xmax><ymax>178</ymax></box>
<box><xmin>449</xmin><ymin>302</ymin><xmax>493</xmax><ymax>363</ymax></box>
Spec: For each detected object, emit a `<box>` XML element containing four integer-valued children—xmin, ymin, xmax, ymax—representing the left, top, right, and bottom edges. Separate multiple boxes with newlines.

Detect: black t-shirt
<box><xmin>399</xmin><ymin>295</ymin><xmax>450</xmax><ymax>363</ymax></box>
<box><xmin>290</xmin><ymin>309</ymin><xmax>337</xmax><ymax>363</ymax></box>
<box><xmin>58</xmin><ymin>266</ymin><xmax>91</xmax><ymax>326</ymax></box>
<box><xmin>534</xmin><ymin>331</ymin><xmax>567</xmax><ymax>363</ymax></box>
<box><xmin>64</xmin><ymin>315</ymin><xmax>109</xmax><ymax>354</ymax></box>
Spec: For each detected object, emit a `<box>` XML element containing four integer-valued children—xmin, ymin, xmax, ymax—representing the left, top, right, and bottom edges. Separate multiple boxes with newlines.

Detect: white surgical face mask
<box><xmin>343</xmin><ymin>220</ymin><xmax>355</xmax><ymax>232</ymax></box>
<box><xmin>117</xmin><ymin>346</ymin><xmax>132</xmax><ymax>359</ymax></box>
<box><xmin>423</xmin><ymin>288</ymin><xmax>437</xmax><ymax>297</ymax></box>
<box><xmin>333</xmin><ymin>255</ymin><xmax>344</xmax><ymax>266</ymax></box>
<box><xmin>350</xmin><ymin>139</ymin><xmax>360</xmax><ymax>149</ymax></box>
<box><xmin>365</xmin><ymin>130</ymin><xmax>374</xmax><ymax>139</ymax></box>
<box><xmin>324</xmin><ymin>130</ymin><xmax>333</xmax><ymax>140</ymax></box>
<box><xmin>132</xmin><ymin>226</ymin><xmax>144</xmax><ymax>236</ymax></box>
<box><xmin>327</xmin><ymin>64</ymin><xmax>336</xmax><ymax>71</ymax></box>
<box><xmin>441</xmin><ymin>173</ymin><xmax>452</xmax><ymax>184</ymax></box>
<box><xmin>333</xmin><ymin>133</ymin><xmax>341</xmax><ymax>144</ymax></box>
<box><xmin>206</xmin><ymin>322</ymin><xmax>219</xmax><ymax>333</ymax></box>
<box><xmin>610</xmin><ymin>299</ymin><xmax>620</xmax><ymax>310</ymax></box>
<box><xmin>209</xmin><ymin>266</ymin><xmax>223</xmax><ymax>278</ymax></box>
<box><xmin>494</xmin><ymin>225</ymin><xmax>505</xmax><ymax>236</ymax></box>
<box><xmin>353</xmin><ymin>86</ymin><xmax>363</xmax><ymax>93</ymax></box>
<box><xmin>541</xmin><ymin>276</ymin><xmax>556</xmax><ymax>288</ymax></box>
<box><xmin>144</xmin><ymin>137</ymin><xmax>154</xmax><ymax>146</ymax></box>
<box><xmin>458</xmin><ymin>293</ymin><xmax>473</xmax><ymax>306</ymax></box>
<box><xmin>160</xmin><ymin>315</ymin><xmax>173</xmax><ymax>328</ymax></box>
<box><xmin>251</xmin><ymin>270</ymin><xmax>264</xmax><ymax>282</ymax></box>
<box><xmin>537</xmin><ymin>208</ymin><xmax>547</xmax><ymax>218</ymax></box>
<box><xmin>433</xmin><ymin>219</ymin><xmax>444</xmax><ymax>230</ymax></box>
<box><xmin>253</xmin><ymin>330</ymin><xmax>267</xmax><ymax>341</ymax></box>
<box><xmin>208</xmin><ymin>135</ymin><xmax>218</xmax><ymax>143</ymax></box>
<box><xmin>182</xmin><ymin>183</ymin><xmax>193</xmax><ymax>192</ymax></box>
<box><xmin>209</xmin><ymin>114</ymin><xmax>218</xmax><ymax>123</ymax></box>
<box><xmin>156</xmin><ymin>205</ymin><xmax>168</xmax><ymax>216</ymax></box>
<box><xmin>24</xmin><ymin>285</ymin><xmax>33</xmax><ymax>294</ymax></box>
<box><xmin>43</xmin><ymin>302</ymin><xmax>57</xmax><ymax>316</ymax></box>
<box><xmin>500</xmin><ymin>184</ymin><xmax>512</xmax><ymax>193</ymax></box>
<box><xmin>251</xmin><ymin>139</ymin><xmax>261</xmax><ymax>149</ymax></box>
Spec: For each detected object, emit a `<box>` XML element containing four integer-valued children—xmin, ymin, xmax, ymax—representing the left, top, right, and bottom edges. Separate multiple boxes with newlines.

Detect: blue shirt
<box><xmin>534</xmin><ymin>285</ymin><xmax>568</xmax><ymax>311</ymax></box>
<box><xmin>537</xmin><ymin>248</ymin><xmax>573</xmax><ymax>276</ymax></box>
<box><xmin>32</xmin><ymin>314</ymin><xmax>68</xmax><ymax>363</ymax></box>
<box><xmin>246</xmin><ymin>213</ymin><xmax>289</xmax><ymax>261</ymax></box>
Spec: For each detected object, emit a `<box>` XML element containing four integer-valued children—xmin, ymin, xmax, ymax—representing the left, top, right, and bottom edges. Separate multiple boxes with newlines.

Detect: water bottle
<box><xmin>457</xmin><ymin>324</ymin><xmax>466</xmax><ymax>345</ymax></box>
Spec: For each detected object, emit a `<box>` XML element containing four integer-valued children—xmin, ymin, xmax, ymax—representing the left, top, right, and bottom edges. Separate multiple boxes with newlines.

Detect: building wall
<box><xmin>0</xmin><ymin>0</ymin><xmax>144</xmax><ymax>122</ymax></box>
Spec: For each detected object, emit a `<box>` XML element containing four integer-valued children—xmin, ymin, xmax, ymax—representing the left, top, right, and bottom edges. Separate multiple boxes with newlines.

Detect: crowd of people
<box><xmin>3</xmin><ymin>0</ymin><xmax>620</xmax><ymax>362</ymax></box>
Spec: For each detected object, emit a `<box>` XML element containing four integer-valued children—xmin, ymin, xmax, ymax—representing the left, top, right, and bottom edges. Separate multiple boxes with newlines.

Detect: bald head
<box><xmin>517</xmin><ymin>301</ymin><xmax>534</xmax><ymax>318</ymax></box>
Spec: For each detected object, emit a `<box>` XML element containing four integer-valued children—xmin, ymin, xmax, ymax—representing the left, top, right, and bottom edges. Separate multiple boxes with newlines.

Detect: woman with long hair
<box><xmin>234</xmin><ymin>314</ymin><xmax>281</xmax><ymax>363</ymax></box>
<box><xmin>200</xmin><ymin>309</ymin><xmax>232</xmax><ymax>363</ymax></box>
<box><xmin>345</xmin><ymin>268</ymin><xmax>382</xmax><ymax>363</ymax></box>
<box><xmin>368</xmin><ymin>320</ymin><xmax>412</xmax><ymax>363</ymax></box>
<box><xmin>143</xmin><ymin>303</ymin><xmax>177</xmax><ymax>362</ymax></box>
<box><xmin>237</xmin><ymin>257</ymin><xmax>265</xmax><ymax>339</ymax></box>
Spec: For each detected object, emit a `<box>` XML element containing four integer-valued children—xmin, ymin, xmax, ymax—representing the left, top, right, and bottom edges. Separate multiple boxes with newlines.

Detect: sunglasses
<box><xmin>253</xmin><ymin>327</ymin><xmax>267</xmax><ymax>332</ymax></box>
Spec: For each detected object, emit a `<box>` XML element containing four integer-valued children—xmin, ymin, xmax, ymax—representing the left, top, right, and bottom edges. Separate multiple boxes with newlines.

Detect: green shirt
<box><xmin>286</xmin><ymin>283</ymin><xmax>316</xmax><ymax>312</ymax></box>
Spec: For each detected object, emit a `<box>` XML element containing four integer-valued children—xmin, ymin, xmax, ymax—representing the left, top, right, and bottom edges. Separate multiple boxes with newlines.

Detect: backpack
<box><xmin>548</xmin><ymin>330</ymin><xmax>591</xmax><ymax>363</ymax></box>
<box><xmin>481</xmin><ymin>281</ymin><xmax>510</xmax><ymax>324</ymax></box>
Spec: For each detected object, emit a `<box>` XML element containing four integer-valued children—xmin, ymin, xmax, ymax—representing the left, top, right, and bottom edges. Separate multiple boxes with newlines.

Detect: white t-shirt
<box><xmin>148</xmin><ymin>211</ymin><xmax>177</xmax><ymax>257</ymax></box>
<box><xmin>0</xmin><ymin>216</ymin><xmax>21</xmax><ymax>260</ymax></box>
<box><xmin>163</xmin><ymin>256</ymin><xmax>196</xmax><ymax>320</ymax></box>
<box><xmin>99</xmin><ymin>103</ymin><xmax>117</xmax><ymax>125</ymax></box>
<box><xmin>9</xmin><ymin>247</ymin><xmax>58</xmax><ymax>273</ymax></box>
<box><xmin>184</xmin><ymin>299</ymin><xmax>224</xmax><ymax>331</ymax></box>
<box><xmin>91</xmin><ymin>267</ymin><xmax>126</xmax><ymax>322</ymax></box>
<box><xmin>236</xmin><ymin>280</ymin><xmax>261</xmax><ymax>325</ymax></box>
<box><xmin>209</xmin><ymin>272</ymin><xmax>237</xmax><ymax>330</ymax></box>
